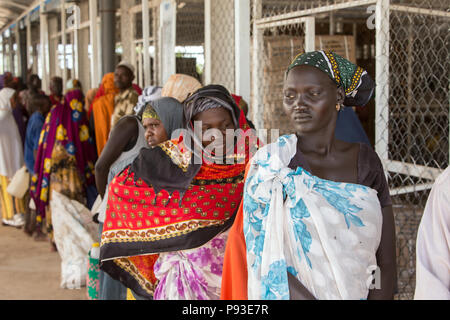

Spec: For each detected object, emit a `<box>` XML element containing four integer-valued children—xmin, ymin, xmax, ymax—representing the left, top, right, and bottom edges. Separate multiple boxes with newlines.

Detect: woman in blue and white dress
<box><xmin>221</xmin><ymin>51</ymin><xmax>397</xmax><ymax>300</ymax></box>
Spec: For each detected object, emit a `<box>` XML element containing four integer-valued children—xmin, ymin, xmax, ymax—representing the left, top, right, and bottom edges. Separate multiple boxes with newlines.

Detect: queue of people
<box><xmin>0</xmin><ymin>51</ymin><xmax>448</xmax><ymax>300</ymax></box>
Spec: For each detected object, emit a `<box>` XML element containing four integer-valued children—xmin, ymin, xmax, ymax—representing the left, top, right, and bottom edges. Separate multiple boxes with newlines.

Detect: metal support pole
<box><xmin>138</xmin><ymin>44</ymin><xmax>143</xmax><ymax>87</ymax></box>
<box><xmin>0</xmin><ymin>36</ymin><xmax>3</xmax><ymax>74</ymax></box>
<box><xmin>234</xmin><ymin>0</ymin><xmax>251</xmax><ymax>103</ymax></box>
<box><xmin>142</xmin><ymin>0</ymin><xmax>151</xmax><ymax>87</ymax></box>
<box><xmin>158</xmin><ymin>0</ymin><xmax>176</xmax><ymax>86</ymax></box>
<box><xmin>304</xmin><ymin>16</ymin><xmax>315</xmax><ymax>52</ymax></box>
<box><xmin>61</xmin><ymin>0</ymin><xmax>67</xmax><ymax>89</ymax></box>
<box><xmin>72</xmin><ymin>4</ymin><xmax>80</xmax><ymax>80</ymax></box>
<box><xmin>18</xmin><ymin>22</ymin><xmax>28</xmax><ymax>80</ymax></box>
<box><xmin>89</xmin><ymin>0</ymin><xmax>99</xmax><ymax>87</ymax></box>
<box><xmin>152</xmin><ymin>4</ymin><xmax>158</xmax><ymax>85</ymax></box>
<box><xmin>8</xmin><ymin>29</ymin><xmax>14</xmax><ymax>74</ymax></box>
<box><xmin>14</xmin><ymin>25</ymin><xmax>22</xmax><ymax>78</ymax></box>
<box><xmin>329</xmin><ymin>11</ymin><xmax>335</xmax><ymax>35</ymax></box>
<box><xmin>99</xmin><ymin>0</ymin><xmax>116</xmax><ymax>75</ymax></box>
<box><xmin>251</xmin><ymin>0</ymin><xmax>263</xmax><ymax>129</ymax></box>
<box><xmin>26</xmin><ymin>15</ymin><xmax>31</xmax><ymax>77</ymax></box>
<box><xmin>2</xmin><ymin>36</ymin><xmax>7</xmax><ymax>72</ymax></box>
<box><xmin>39</xmin><ymin>3</ymin><xmax>49</xmax><ymax>93</ymax></box>
<box><xmin>204</xmin><ymin>0</ymin><xmax>211</xmax><ymax>85</ymax></box>
<box><xmin>375</xmin><ymin>0</ymin><xmax>390</xmax><ymax>162</ymax></box>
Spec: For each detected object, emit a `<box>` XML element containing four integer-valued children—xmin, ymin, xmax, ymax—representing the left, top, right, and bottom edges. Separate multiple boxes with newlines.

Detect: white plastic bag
<box><xmin>6</xmin><ymin>166</ymin><xmax>29</xmax><ymax>198</ymax></box>
<box><xmin>50</xmin><ymin>191</ymin><xmax>99</xmax><ymax>289</ymax></box>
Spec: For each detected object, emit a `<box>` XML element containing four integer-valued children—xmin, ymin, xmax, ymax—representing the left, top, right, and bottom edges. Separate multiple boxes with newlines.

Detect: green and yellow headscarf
<box><xmin>287</xmin><ymin>50</ymin><xmax>375</xmax><ymax>107</ymax></box>
<box><xmin>142</xmin><ymin>103</ymin><xmax>160</xmax><ymax>121</ymax></box>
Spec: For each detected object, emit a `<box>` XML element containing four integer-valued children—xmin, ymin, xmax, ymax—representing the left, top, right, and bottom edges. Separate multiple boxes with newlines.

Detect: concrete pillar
<box><xmin>120</xmin><ymin>0</ymin><xmax>133</xmax><ymax>64</ymax></box>
<box><xmin>99</xmin><ymin>0</ymin><xmax>117</xmax><ymax>75</ymax></box>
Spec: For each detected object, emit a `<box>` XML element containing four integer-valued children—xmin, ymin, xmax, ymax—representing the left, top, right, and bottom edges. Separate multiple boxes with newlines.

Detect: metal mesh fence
<box><xmin>209</xmin><ymin>0</ymin><xmax>235</xmax><ymax>91</ymax></box>
<box><xmin>251</xmin><ymin>0</ymin><xmax>450</xmax><ymax>300</ymax></box>
<box><xmin>391</xmin><ymin>0</ymin><xmax>450</xmax><ymax>10</ymax></box>
<box><xmin>175</xmin><ymin>0</ymin><xmax>204</xmax><ymax>84</ymax></box>
<box><xmin>257</xmin><ymin>24</ymin><xmax>306</xmax><ymax>136</ymax></box>
<box><xmin>388</xmin><ymin>6</ymin><xmax>449</xmax><ymax>300</ymax></box>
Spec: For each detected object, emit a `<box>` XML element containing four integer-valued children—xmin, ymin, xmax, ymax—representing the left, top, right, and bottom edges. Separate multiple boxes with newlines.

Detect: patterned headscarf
<box><xmin>133</xmin><ymin>85</ymin><xmax>162</xmax><ymax>115</ymax></box>
<box><xmin>287</xmin><ymin>50</ymin><xmax>375</xmax><ymax>107</ymax></box>
<box><xmin>142</xmin><ymin>103</ymin><xmax>160</xmax><ymax>121</ymax></box>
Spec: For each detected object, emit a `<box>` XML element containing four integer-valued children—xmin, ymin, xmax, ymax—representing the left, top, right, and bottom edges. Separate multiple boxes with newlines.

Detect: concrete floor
<box><xmin>0</xmin><ymin>224</ymin><xmax>86</xmax><ymax>300</ymax></box>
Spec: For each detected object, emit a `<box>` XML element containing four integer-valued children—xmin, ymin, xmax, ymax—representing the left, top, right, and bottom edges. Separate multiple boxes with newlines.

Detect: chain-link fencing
<box><xmin>387</xmin><ymin>1</ymin><xmax>449</xmax><ymax>299</ymax></box>
<box><xmin>175</xmin><ymin>0</ymin><xmax>205</xmax><ymax>84</ymax></box>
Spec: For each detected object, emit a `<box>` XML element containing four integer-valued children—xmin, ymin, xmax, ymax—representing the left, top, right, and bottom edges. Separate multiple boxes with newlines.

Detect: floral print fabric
<box><xmin>243</xmin><ymin>134</ymin><xmax>383</xmax><ymax>300</ymax></box>
<box><xmin>153</xmin><ymin>230</ymin><xmax>229</xmax><ymax>300</ymax></box>
<box><xmin>31</xmin><ymin>89</ymin><xmax>97</xmax><ymax>228</ymax></box>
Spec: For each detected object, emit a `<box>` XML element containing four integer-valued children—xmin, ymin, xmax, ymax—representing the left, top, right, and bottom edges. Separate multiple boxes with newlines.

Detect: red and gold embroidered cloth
<box><xmin>100</xmin><ymin>142</ymin><xmax>246</xmax><ymax>298</ymax></box>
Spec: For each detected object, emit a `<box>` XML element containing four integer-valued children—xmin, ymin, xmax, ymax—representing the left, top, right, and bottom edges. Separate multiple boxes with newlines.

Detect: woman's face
<box><xmin>143</xmin><ymin>118</ymin><xmax>169</xmax><ymax>147</ymax></box>
<box><xmin>192</xmin><ymin>107</ymin><xmax>236</xmax><ymax>156</ymax></box>
<box><xmin>282</xmin><ymin>65</ymin><xmax>344</xmax><ymax>135</ymax></box>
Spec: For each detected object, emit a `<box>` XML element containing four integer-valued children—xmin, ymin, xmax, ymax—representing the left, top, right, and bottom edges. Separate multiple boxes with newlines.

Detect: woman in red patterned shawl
<box><xmin>100</xmin><ymin>85</ymin><xmax>258</xmax><ymax>299</ymax></box>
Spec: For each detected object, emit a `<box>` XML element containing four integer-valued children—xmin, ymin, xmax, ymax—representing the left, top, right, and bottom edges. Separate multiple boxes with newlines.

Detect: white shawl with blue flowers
<box><xmin>243</xmin><ymin>134</ymin><xmax>383</xmax><ymax>300</ymax></box>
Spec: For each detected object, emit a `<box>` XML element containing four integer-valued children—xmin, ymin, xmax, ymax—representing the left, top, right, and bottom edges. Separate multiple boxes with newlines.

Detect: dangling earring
<box><xmin>336</xmin><ymin>104</ymin><xmax>341</xmax><ymax>112</ymax></box>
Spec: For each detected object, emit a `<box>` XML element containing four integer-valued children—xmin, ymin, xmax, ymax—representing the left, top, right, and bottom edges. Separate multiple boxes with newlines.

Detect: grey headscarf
<box><xmin>142</xmin><ymin>96</ymin><xmax>184</xmax><ymax>139</ymax></box>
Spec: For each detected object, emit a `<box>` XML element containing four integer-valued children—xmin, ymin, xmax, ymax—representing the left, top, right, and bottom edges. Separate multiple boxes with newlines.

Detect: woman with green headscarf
<box><xmin>221</xmin><ymin>50</ymin><xmax>397</xmax><ymax>300</ymax></box>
